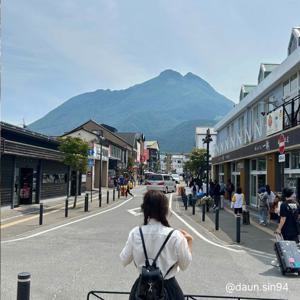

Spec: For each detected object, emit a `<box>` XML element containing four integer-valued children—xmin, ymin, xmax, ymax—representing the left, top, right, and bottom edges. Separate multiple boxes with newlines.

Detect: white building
<box><xmin>195</xmin><ymin>127</ymin><xmax>217</xmax><ymax>156</ymax></box>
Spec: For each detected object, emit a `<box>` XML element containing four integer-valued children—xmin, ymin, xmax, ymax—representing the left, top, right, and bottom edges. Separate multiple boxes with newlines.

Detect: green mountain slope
<box><xmin>29</xmin><ymin>69</ymin><xmax>233</xmax><ymax>152</ymax></box>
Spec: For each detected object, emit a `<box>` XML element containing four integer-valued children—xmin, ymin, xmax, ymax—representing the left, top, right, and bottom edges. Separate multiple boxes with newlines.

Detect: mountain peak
<box><xmin>158</xmin><ymin>69</ymin><xmax>182</xmax><ymax>79</ymax></box>
<box><xmin>184</xmin><ymin>72</ymin><xmax>201</xmax><ymax>80</ymax></box>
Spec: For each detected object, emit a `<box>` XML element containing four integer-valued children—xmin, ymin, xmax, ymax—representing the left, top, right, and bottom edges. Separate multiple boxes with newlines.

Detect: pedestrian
<box><xmin>270</xmin><ymin>194</ymin><xmax>281</xmax><ymax>222</ymax></box>
<box><xmin>213</xmin><ymin>179</ymin><xmax>221</xmax><ymax>209</ymax></box>
<box><xmin>276</xmin><ymin>188</ymin><xmax>300</xmax><ymax>243</ymax></box>
<box><xmin>258</xmin><ymin>187</ymin><xmax>269</xmax><ymax>226</ymax></box>
<box><xmin>231</xmin><ymin>187</ymin><xmax>245</xmax><ymax>215</ymax></box>
<box><xmin>209</xmin><ymin>179</ymin><xmax>215</xmax><ymax>197</ymax></box>
<box><xmin>120</xmin><ymin>190</ymin><xmax>193</xmax><ymax>300</ymax></box>
<box><xmin>226</xmin><ymin>179</ymin><xmax>235</xmax><ymax>202</ymax></box>
<box><xmin>265</xmin><ymin>184</ymin><xmax>276</xmax><ymax>205</ymax></box>
<box><xmin>125</xmin><ymin>179</ymin><xmax>133</xmax><ymax>197</ymax></box>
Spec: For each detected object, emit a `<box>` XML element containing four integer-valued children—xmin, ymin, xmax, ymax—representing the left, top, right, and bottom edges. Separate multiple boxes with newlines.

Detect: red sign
<box><xmin>278</xmin><ymin>134</ymin><xmax>285</xmax><ymax>154</ymax></box>
<box><xmin>87</xmin><ymin>171</ymin><xmax>92</xmax><ymax>177</ymax></box>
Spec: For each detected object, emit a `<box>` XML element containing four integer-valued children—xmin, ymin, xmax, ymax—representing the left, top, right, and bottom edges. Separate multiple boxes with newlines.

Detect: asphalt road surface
<box><xmin>1</xmin><ymin>186</ymin><xmax>299</xmax><ymax>300</ymax></box>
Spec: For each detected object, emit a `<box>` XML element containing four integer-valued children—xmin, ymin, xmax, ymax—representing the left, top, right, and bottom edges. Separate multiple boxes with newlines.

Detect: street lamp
<box><xmin>93</xmin><ymin>130</ymin><xmax>105</xmax><ymax>201</ymax></box>
<box><xmin>202</xmin><ymin>128</ymin><xmax>213</xmax><ymax>197</ymax></box>
<box><xmin>98</xmin><ymin>135</ymin><xmax>105</xmax><ymax>201</ymax></box>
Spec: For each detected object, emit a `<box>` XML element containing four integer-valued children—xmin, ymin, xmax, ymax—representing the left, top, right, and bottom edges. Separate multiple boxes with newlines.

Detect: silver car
<box><xmin>145</xmin><ymin>174</ymin><xmax>176</xmax><ymax>193</ymax></box>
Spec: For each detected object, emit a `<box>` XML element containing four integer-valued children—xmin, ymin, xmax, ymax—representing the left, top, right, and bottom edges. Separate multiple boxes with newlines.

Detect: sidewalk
<box><xmin>174</xmin><ymin>195</ymin><xmax>278</xmax><ymax>257</ymax></box>
<box><xmin>1</xmin><ymin>187</ymin><xmax>132</xmax><ymax>240</ymax></box>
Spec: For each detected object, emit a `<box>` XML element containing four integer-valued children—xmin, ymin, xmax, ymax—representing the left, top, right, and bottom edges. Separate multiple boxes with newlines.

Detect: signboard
<box><xmin>81</xmin><ymin>174</ymin><xmax>87</xmax><ymax>183</ymax></box>
<box><xmin>266</xmin><ymin>107</ymin><xmax>283</xmax><ymax>136</ymax></box>
<box><xmin>278</xmin><ymin>154</ymin><xmax>285</xmax><ymax>163</ymax></box>
<box><xmin>88</xmin><ymin>159</ymin><xmax>94</xmax><ymax>167</ymax></box>
<box><xmin>278</xmin><ymin>134</ymin><xmax>285</xmax><ymax>154</ymax></box>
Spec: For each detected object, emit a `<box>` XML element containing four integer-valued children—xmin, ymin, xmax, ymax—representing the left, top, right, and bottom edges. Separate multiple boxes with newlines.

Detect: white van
<box><xmin>145</xmin><ymin>174</ymin><xmax>176</xmax><ymax>193</ymax></box>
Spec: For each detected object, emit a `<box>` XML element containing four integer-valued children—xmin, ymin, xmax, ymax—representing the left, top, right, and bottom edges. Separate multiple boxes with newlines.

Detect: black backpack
<box><xmin>135</xmin><ymin>227</ymin><xmax>175</xmax><ymax>300</ymax></box>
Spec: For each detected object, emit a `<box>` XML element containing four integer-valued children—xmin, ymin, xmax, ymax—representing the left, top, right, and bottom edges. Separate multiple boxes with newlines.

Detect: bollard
<box><xmin>107</xmin><ymin>190</ymin><xmax>109</xmax><ymax>204</ymax></box>
<box><xmin>192</xmin><ymin>199</ymin><xmax>195</xmax><ymax>215</ymax></box>
<box><xmin>215</xmin><ymin>207</ymin><xmax>219</xmax><ymax>230</ymax></box>
<box><xmin>39</xmin><ymin>203</ymin><xmax>43</xmax><ymax>225</ymax></box>
<box><xmin>65</xmin><ymin>198</ymin><xmax>68</xmax><ymax>218</ymax></box>
<box><xmin>184</xmin><ymin>197</ymin><xmax>187</xmax><ymax>210</ymax></box>
<box><xmin>99</xmin><ymin>192</ymin><xmax>102</xmax><ymax>207</ymax></box>
<box><xmin>17</xmin><ymin>272</ymin><xmax>31</xmax><ymax>300</ymax></box>
<box><xmin>118</xmin><ymin>189</ymin><xmax>120</xmax><ymax>199</ymax></box>
<box><xmin>236</xmin><ymin>215</ymin><xmax>241</xmax><ymax>243</ymax></box>
<box><xmin>84</xmin><ymin>193</ymin><xmax>89</xmax><ymax>212</ymax></box>
<box><xmin>113</xmin><ymin>189</ymin><xmax>115</xmax><ymax>201</ymax></box>
<box><xmin>202</xmin><ymin>203</ymin><xmax>205</xmax><ymax>222</ymax></box>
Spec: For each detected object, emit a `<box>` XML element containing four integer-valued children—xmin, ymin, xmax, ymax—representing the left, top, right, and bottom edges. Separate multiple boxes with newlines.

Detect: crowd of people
<box><xmin>187</xmin><ymin>176</ymin><xmax>299</xmax><ymax>243</ymax></box>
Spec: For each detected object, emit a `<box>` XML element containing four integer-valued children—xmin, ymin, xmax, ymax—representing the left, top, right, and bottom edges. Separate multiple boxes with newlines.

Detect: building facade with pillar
<box><xmin>0</xmin><ymin>122</ymin><xmax>72</xmax><ymax>207</ymax></box>
<box><xmin>212</xmin><ymin>27</ymin><xmax>300</xmax><ymax>207</ymax></box>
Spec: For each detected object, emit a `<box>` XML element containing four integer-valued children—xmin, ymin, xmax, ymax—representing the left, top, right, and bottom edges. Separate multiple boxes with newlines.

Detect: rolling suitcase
<box><xmin>242</xmin><ymin>210</ymin><xmax>250</xmax><ymax>225</ymax></box>
<box><xmin>274</xmin><ymin>233</ymin><xmax>300</xmax><ymax>276</ymax></box>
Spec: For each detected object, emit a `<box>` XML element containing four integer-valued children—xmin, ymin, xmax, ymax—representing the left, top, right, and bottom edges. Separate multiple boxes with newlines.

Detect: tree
<box><xmin>184</xmin><ymin>148</ymin><xmax>207</xmax><ymax>177</ymax></box>
<box><xmin>58</xmin><ymin>136</ymin><xmax>89</xmax><ymax>208</ymax></box>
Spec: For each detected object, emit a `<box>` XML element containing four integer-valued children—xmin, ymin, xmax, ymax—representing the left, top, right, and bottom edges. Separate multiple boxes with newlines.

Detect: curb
<box><xmin>223</xmin><ymin>206</ymin><xmax>275</xmax><ymax>237</ymax></box>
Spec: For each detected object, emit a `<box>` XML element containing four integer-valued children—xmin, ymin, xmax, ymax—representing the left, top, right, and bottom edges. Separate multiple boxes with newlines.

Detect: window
<box><xmin>42</xmin><ymin>173</ymin><xmax>67</xmax><ymax>184</ymax></box>
<box><xmin>291</xmin><ymin>151</ymin><xmax>300</xmax><ymax>169</ymax></box>
<box><xmin>148</xmin><ymin>174</ymin><xmax>163</xmax><ymax>181</ymax></box>
<box><xmin>251</xmin><ymin>160</ymin><xmax>257</xmax><ymax>171</ymax></box>
<box><xmin>258</xmin><ymin>158</ymin><xmax>266</xmax><ymax>171</ymax></box>
<box><xmin>231</xmin><ymin>162</ymin><xmax>236</xmax><ymax>172</ymax></box>
<box><xmin>290</xmin><ymin>73</ymin><xmax>298</xmax><ymax>93</ymax></box>
<box><xmin>283</xmin><ymin>80</ymin><xmax>290</xmax><ymax>98</ymax></box>
<box><xmin>285</xmin><ymin>153</ymin><xmax>290</xmax><ymax>169</ymax></box>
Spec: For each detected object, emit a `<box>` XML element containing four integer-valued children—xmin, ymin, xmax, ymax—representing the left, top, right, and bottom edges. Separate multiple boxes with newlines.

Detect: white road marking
<box><xmin>2</xmin><ymin>197</ymin><xmax>134</xmax><ymax>244</ymax></box>
<box><xmin>169</xmin><ymin>194</ymin><xmax>244</xmax><ymax>253</ymax></box>
<box><xmin>127</xmin><ymin>207</ymin><xmax>142</xmax><ymax>216</ymax></box>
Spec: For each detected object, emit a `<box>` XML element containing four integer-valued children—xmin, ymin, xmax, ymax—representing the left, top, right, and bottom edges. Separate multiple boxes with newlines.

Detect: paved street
<box><xmin>1</xmin><ymin>186</ymin><xmax>299</xmax><ymax>300</ymax></box>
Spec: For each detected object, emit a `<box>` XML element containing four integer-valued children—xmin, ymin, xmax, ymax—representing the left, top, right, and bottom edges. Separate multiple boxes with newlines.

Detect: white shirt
<box><xmin>120</xmin><ymin>219</ymin><xmax>192</xmax><ymax>280</ymax></box>
<box><xmin>232</xmin><ymin>193</ymin><xmax>244</xmax><ymax>208</ymax></box>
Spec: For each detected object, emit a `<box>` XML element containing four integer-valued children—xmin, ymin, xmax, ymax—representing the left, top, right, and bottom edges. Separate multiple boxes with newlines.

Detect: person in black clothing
<box><xmin>276</xmin><ymin>188</ymin><xmax>300</xmax><ymax>243</ymax></box>
<box><xmin>209</xmin><ymin>179</ymin><xmax>215</xmax><ymax>197</ymax></box>
<box><xmin>213</xmin><ymin>179</ymin><xmax>221</xmax><ymax>209</ymax></box>
<box><xmin>226</xmin><ymin>179</ymin><xmax>235</xmax><ymax>202</ymax></box>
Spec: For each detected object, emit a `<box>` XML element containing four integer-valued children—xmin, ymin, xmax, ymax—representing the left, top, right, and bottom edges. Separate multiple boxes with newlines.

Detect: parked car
<box><xmin>171</xmin><ymin>174</ymin><xmax>180</xmax><ymax>184</ymax></box>
<box><xmin>145</xmin><ymin>174</ymin><xmax>176</xmax><ymax>193</ymax></box>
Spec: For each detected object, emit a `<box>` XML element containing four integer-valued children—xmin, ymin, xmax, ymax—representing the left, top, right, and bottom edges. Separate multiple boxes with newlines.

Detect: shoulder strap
<box><xmin>152</xmin><ymin>229</ymin><xmax>175</xmax><ymax>266</ymax></box>
<box><xmin>139</xmin><ymin>227</ymin><xmax>150</xmax><ymax>267</ymax></box>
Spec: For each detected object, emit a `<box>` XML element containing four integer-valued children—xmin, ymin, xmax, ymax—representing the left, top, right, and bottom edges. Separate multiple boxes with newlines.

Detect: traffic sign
<box><xmin>278</xmin><ymin>154</ymin><xmax>285</xmax><ymax>163</ymax></box>
<box><xmin>88</xmin><ymin>149</ymin><xmax>94</xmax><ymax>156</ymax></box>
<box><xmin>88</xmin><ymin>159</ymin><xmax>94</xmax><ymax>167</ymax></box>
<box><xmin>278</xmin><ymin>134</ymin><xmax>285</xmax><ymax>154</ymax></box>
<box><xmin>87</xmin><ymin>171</ymin><xmax>92</xmax><ymax>176</ymax></box>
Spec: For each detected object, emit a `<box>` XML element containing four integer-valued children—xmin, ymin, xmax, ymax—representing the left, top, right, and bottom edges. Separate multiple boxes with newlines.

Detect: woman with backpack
<box><xmin>120</xmin><ymin>190</ymin><xmax>193</xmax><ymax>300</ymax></box>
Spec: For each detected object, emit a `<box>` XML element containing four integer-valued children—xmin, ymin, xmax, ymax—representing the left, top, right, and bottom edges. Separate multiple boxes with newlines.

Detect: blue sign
<box><xmin>88</xmin><ymin>159</ymin><xmax>94</xmax><ymax>166</ymax></box>
<box><xmin>88</xmin><ymin>149</ymin><xmax>94</xmax><ymax>156</ymax></box>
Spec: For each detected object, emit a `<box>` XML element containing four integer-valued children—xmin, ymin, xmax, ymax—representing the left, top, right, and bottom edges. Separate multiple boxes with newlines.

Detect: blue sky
<box><xmin>2</xmin><ymin>0</ymin><xmax>300</xmax><ymax>125</ymax></box>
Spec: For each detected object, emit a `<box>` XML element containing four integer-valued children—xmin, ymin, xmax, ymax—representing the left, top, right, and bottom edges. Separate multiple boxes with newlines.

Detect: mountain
<box><xmin>29</xmin><ymin>69</ymin><xmax>234</xmax><ymax>152</ymax></box>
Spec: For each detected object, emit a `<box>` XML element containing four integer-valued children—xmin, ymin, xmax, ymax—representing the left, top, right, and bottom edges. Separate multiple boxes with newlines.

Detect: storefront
<box><xmin>212</xmin><ymin>125</ymin><xmax>300</xmax><ymax>206</ymax></box>
<box><xmin>0</xmin><ymin>123</ymin><xmax>69</xmax><ymax>207</ymax></box>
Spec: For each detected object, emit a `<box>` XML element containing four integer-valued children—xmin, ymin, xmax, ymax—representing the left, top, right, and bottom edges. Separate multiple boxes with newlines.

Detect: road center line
<box><xmin>1</xmin><ymin>196</ymin><xmax>134</xmax><ymax>244</ymax></box>
<box><xmin>169</xmin><ymin>194</ymin><xmax>244</xmax><ymax>253</ymax></box>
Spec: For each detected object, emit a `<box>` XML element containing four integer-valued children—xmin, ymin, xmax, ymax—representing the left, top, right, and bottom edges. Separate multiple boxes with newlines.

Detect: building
<box><xmin>212</xmin><ymin>27</ymin><xmax>300</xmax><ymax>206</ymax></box>
<box><xmin>63</xmin><ymin>120</ymin><xmax>132</xmax><ymax>188</ymax></box>
<box><xmin>144</xmin><ymin>141</ymin><xmax>160</xmax><ymax>172</ymax></box>
<box><xmin>171</xmin><ymin>154</ymin><xmax>188</xmax><ymax>175</ymax></box>
<box><xmin>195</xmin><ymin>127</ymin><xmax>217</xmax><ymax>156</ymax></box>
<box><xmin>117</xmin><ymin>132</ymin><xmax>145</xmax><ymax>179</ymax></box>
<box><xmin>0</xmin><ymin>122</ymin><xmax>75</xmax><ymax>207</ymax></box>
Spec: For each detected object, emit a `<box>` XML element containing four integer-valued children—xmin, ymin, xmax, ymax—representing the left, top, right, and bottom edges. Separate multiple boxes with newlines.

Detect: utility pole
<box><xmin>203</xmin><ymin>128</ymin><xmax>213</xmax><ymax>196</ymax></box>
